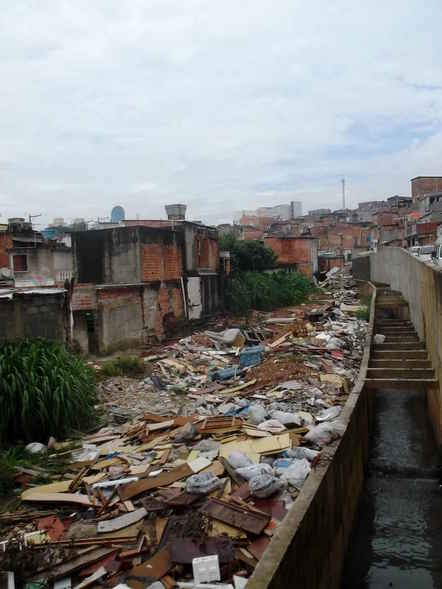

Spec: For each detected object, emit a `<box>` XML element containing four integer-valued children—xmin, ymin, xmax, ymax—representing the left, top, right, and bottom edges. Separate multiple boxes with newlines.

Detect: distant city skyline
<box><xmin>2</xmin><ymin>1</ymin><xmax>442</xmax><ymax>227</ymax></box>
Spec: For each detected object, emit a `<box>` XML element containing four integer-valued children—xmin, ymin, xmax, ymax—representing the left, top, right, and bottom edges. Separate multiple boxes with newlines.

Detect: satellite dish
<box><xmin>111</xmin><ymin>205</ymin><xmax>125</xmax><ymax>223</ymax></box>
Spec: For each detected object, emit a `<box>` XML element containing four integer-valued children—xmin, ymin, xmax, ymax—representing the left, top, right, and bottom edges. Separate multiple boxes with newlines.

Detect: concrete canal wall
<box><xmin>369</xmin><ymin>247</ymin><xmax>442</xmax><ymax>446</ymax></box>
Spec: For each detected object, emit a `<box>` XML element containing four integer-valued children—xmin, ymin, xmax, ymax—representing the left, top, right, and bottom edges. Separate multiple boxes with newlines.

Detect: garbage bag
<box><xmin>227</xmin><ymin>451</ymin><xmax>253</xmax><ymax>469</ymax></box>
<box><xmin>316</xmin><ymin>406</ymin><xmax>341</xmax><ymax>422</ymax></box>
<box><xmin>249</xmin><ymin>472</ymin><xmax>285</xmax><ymax>498</ymax></box>
<box><xmin>236</xmin><ymin>463</ymin><xmax>273</xmax><ymax>481</ymax></box>
<box><xmin>174</xmin><ymin>422</ymin><xmax>197</xmax><ymax>442</ymax></box>
<box><xmin>279</xmin><ymin>458</ymin><xmax>311</xmax><ymax>489</ymax></box>
<box><xmin>222</xmin><ymin>328</ymin><xmax>242</xmax><ymax>345</ymax></box>
<box><xmin>287</xmin><ymin>447</ymin><xmax>320</xmax><ymax>462</ymax></box>
<box><xmin>257</xmin><ymin>419</ymin><xmax>286</xmax><ymax>433</ymax></box>
<box><xmin>247</xmin><ymin>404</ymin><xmax>267</xmax><ymax>425</ymax></box>
<box><xmin>304</xmin><ymin>420</ymin><xmax>346</xmax><ymax>447</ymax></box>
<box><xmin>374</xmin><ymin>334</ymin><xmax>386</xmax><ymax>344</ymax></box>
<box><xmin>185</xmin><ymin>472</ymin><xmax>223</xmax><ymax>495</ymax></box>
<box><xmin>25</xmin><ymin>442</ymin><xmax>47</xmax><ymax>455</ymax></box>
<box><xmin>270</xmin><ymin>410</ymin><xmax>302</xmax><ymax>427</ymax></box>
<box><xmin>195</xmin><ymin>439</ymin><xmax>220</xmax><ymax>453</ymax></box>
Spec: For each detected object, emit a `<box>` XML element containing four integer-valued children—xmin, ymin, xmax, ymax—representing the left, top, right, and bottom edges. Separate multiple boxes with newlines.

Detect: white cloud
<box><xmin>1</xmin><ymin>0</ymin><xmax>442</xmax><ymax>225</ymax></box>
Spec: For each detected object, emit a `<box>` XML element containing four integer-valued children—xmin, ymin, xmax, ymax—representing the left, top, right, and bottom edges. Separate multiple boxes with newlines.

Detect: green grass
<box><xmin>225</xmin><ymin>270</ymin><xmax>316</xmax><ymax>314</ymax></box>
<box><xmin>100</xmin><ymin>354</ymin><xmax>145</xmax><ymax>378</ymax></box>
<box><xmin>0</xmin><ymin>339</ymin><xmax>96</xmax><ymax>444</ymax></box>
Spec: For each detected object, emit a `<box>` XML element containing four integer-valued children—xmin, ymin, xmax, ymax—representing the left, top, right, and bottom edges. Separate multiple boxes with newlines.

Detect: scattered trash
<box><xmin>192</xmin><ymin>554</ymin><xmax>221</xmax><ymax>585</ymax></box>
<box><xmin>374</xmin><ymin>334</ymin><xmax>386</xmax><ymax>344</ymax></box>
<box><xmin>25</xmin><ymin>442</ymin><xmax>47</xmax><ymax>455</ymax></box>
<box><xmin>0</xmin><ymin>267</ymin><xmax>367</xmax><ymax>588</ymax></box>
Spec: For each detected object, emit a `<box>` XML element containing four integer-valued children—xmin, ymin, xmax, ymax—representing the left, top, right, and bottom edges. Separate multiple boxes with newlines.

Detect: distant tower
<box><xmin>111</xmin><ymin>205</ymin><xmax>125</xmax><ymax>223</ymax></box>
<box><xmin>341</xmin><ymin>178</ymin><xmax>346</xmax><ymax>209</ymax></box>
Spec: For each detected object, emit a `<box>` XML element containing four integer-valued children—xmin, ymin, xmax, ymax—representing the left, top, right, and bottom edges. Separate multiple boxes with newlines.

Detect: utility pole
<box><xmin>341</xmin><ymin>178</ymin><xmax>345</xmax><ymax>210</ymax></box>
<box><xmin>28</xmin><ymin>213</ymin><xmax>42</xmax><ymax>226</ymax></box>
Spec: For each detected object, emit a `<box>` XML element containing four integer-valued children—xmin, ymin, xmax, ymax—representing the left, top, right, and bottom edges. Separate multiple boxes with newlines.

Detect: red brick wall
<box><xmin>411</xmin><ymin>177</ymin><xmax>442</xmax><ymax>203</ymax></box>
<box><xmin>199</xmin><ymin>237</ymin><xmax>218</xmax><ymax>270</ymax></box>
<box><xmin>71</xmin><ymin>285</ymin><xmax>97</xmax><ymax>310</ymax></box>
<box><xmin>0</xmin><ymin>233</ymin><xmax>12</xmax><ymax>268</ymax></box>
<box><xmin>264</xmin><ymin>237</ymin><xmax>313</xmax><ymax>265</ymax></box>
<box><xmin>141</xmin><ymin>243</ymin><xmax>182</xmax><ymax>282</ymax></box>
<box><xmin>242</xmin><ymin>228</ymin><xmax>265</xmax><ymax>241</ymax></box>
<box><xmin>153</xmin><ymin>286</ymin><xmax>185</xmax><ymax>338</ymax></box>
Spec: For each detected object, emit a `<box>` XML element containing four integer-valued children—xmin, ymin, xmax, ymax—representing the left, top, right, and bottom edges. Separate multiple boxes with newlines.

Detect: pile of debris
<box><xmin>1</xmin><ymin>271</ymin><xmax>368</xmax><ymax>589</ymax></box>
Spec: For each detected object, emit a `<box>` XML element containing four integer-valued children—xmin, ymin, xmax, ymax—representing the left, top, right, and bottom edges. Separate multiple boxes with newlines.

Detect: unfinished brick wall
<box><xmin>198</xmin><ymin>237</ymin><xmax>219</xmax><ymax>270</ymax></box>
<box><xmin>141</xmin><ymin>244</ymin><xmax>182</xmax><ymax>282</ymax></box>
<box><xmin>0</xmin><ymin>233</ymin><xmax>12</xmax><ymax>268</ymax></box>
<box><xmin>71</xmin><ymin>285</ymin><xmax>97</xmax><ymax>311</ymax></box>
<box><xmin>265</xmin><ymin>237</ymin><xmax>314</xmax><ymax>265</ymax></box>
<box><xmin>412</xmin><ymin>177</ymin><xmax>442</xmax><ymax>203</ymax></box>
<box><xmin>144</xmin><ymin>285</ymin><xmax>185</xmax><ymax>339</ymax></box>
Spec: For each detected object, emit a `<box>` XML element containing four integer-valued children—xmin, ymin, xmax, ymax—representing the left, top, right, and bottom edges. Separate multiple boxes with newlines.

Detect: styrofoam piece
<box><xmin>192</xmin><ymin>554</ymin><xmax>220</xmax><ymax>585</ymax></box>
<box><xmin>234</xmin><ymin>576</ymin><xmax>248</xmax><ymax>589</ymax></box>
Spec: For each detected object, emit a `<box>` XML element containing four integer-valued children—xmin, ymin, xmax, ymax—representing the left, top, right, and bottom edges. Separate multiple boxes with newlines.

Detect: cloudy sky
<box><xmin>1</xmin><ymin>1</ymin><xmax>442</xmax><ymax>226</ymax></box>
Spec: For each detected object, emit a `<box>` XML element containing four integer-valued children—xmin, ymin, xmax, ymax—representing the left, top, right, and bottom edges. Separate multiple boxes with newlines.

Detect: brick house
<box><xmin>71</xmin><ymin>223</ymin><xmax>220</xmax><ymax>354</ymax></box>
<box><xmin>264</xmin><ymin>236</ymin><xmax>319</xmax><ymax>278</ymax></box>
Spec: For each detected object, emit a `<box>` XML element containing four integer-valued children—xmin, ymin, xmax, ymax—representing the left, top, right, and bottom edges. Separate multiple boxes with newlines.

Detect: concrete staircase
<box><xmin>365</xmin><ymin>288</ymin><xmax>437</xmax><ymax>390</ymax></box>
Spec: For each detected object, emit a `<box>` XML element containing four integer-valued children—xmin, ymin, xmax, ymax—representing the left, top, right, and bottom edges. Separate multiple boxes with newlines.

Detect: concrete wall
<box><xmin>369</xmin><ymin>247</ymin><xmax>442</xmax><ymax>445</ymax></box>
<box><xmin>247</xmin><ymin>283</ymin><xmax>376</xmax><ymax>589</ymax></box>
<box><xmin>10</xmin><ymin>246</ymin><xmax>72</xmax><ymax>286</ymax></box>
<box><xmin>0</xmin><ymin>293</ymin><xmax>67</xmax><ymax>342</ymax></box>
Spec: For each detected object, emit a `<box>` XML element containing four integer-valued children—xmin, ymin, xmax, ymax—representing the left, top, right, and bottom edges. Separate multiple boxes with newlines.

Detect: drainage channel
<box><xmin>342</xmin><ymin>292</ymin><xmax>442</xmax><ymax>588</ymax></box>
<box><xmin>341</xmin><ymin>390</ymin><xmax>442</xmax><ymax>588</ymax></box>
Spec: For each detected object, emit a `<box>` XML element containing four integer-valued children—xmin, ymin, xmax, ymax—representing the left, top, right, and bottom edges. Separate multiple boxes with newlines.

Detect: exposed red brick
<box><xmin>141</xmin><ymin>244</ymin><xmax>182</xmax><ymax>282</ymax></box>
<box><xmin>0</xmin><ymin>233</ymin><xmax>12</xmax><ymax>268</ymax></box>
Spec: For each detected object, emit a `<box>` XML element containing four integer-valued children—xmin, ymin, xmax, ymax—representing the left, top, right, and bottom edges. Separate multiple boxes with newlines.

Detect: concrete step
<box><xmin>383</xmin><ymin>337</ymin><xmax>420</xmax><ymax>344</ymax></box>
<box><xmin>366</xmin><ymin>368</ymin><xmax>435</xmax><ymax>379</ymax></box>
<box><xmin>374</xmin><ymin>342</ymin><xmax>426</xmax><ymax>350</ymax></box>
<box><xmin>369</xmin><ymin>359</ymin><xmax>432</xmax><ymax>369</ymax></box>
<box><xmin>375</xmin><ymin>328</ymin><xmax>416</xmax><ymax>334</ymax></box>
<box><xmin>371</xmin><ymin>350</ymin><xmax>428</xmax><ymax>360</ymax></box>
<box><xmin>375</xmin><ymin>325</ymin><xmax>413</xmax><ymax>330</ymax></box>
<box><xmin>365</xmin><ymin>378</ymin><xmax>438</xmax><ymax>391</ymax></box>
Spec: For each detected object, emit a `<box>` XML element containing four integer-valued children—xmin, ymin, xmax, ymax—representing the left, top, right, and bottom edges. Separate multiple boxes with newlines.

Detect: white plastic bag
<box><xmin>279</xmin><ymin>458</ymin><xmax>311</xmax><ymax>489</ymax></box>
<box><xmin>185</xmin><ymin>472</ymin><xmax>223</xmax><ymax>494</ymax></box>
<box><xmin>227</xmin><ymin>451</ymin><xmax>253</xmax><ymax>469</ymax></box>
<box><xmin>249</xmin><ymin>472</ymin><xmax>285</xmax><ymax>498</ymax></box>
<box><xmin>247</xmin><ymin>404</ymin><xmax>267</xmax><ymax>425</ymax></box>
<box><xmin>304</xmin><ymin>420</ymin><xmax>346</xmax><ymax>447</ymax></box>
<box><xmin>257</xmin><ymin>419</ymin><xmax>286</xmax><ymax>433</ymax></box>
<box><xmin>236</xmin><ymin>463</ymin><xmax>273</xmax><ymax>481</ymax></box>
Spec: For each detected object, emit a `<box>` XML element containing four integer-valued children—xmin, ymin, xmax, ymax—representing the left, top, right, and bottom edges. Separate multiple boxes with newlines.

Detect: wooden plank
<box><xmin>97</xmin><ymin>508</ymin><xmax>147</xmax><ymax>533</ymax></box>
<box><xmin>219</xmin><ymin>380</ymin><xmax>257</xmax><ymax>396</ymax></box>
<box><xmin>21</xmin><ymin>481</ymin><xmax>72</xmax><ymax>500</ymax></box>
<box><xmin>22</xmin><ymin>492</ymin><xmax>92</xmax><ymax>507</ymax></box>
<box><xmin>118</xmin><ymin>463</ymin><xmax>192</xmax><ymax>501</ymax></box>
<box><xmin>200</xmin><ymin>498</ymin><xmax>270</xmax><ymax>535</ymax></box>
<box><xmin>33</xmin><ymin>547</ymin><xmax>116</xmax><ymax>581</ymax></box>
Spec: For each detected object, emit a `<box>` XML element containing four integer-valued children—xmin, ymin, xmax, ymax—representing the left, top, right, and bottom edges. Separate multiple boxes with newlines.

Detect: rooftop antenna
<box><xmin>28</xmin><ymin>213</ymin><xmax>42</xmax><ymax>225</ymax></box>
<box><xmin>341</xmin><ymin>178</ymin><xmax>346</xmax><ymax>209</ymax></box>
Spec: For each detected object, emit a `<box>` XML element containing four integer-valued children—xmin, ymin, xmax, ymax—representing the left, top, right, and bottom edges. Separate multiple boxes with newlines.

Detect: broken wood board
<box><xmin>73</xmin><ymin>566</ymin><xmax>107</xmax><ymax>589</ymax></box>
<box><xmin>97</xmin><ymin>508</ymin><xmax>147</xmax><ymax>533</ymax></box>
<box><xmin>126</xmin><ymin>548</ymin><xmax>171</xmax><ymax>589</ymax></box>
<box><xmin>22</xmin><ymin>480</ymin><xmax>72</xmax><ymax>500</ymax></box>
<box><xmin>33</xmin><ymin>547</ymin><xmax>116</xmax><ymax>581</ymax></box>
<box><xmin>200</xmin><ymin>498</ymin><xmax>270</xmax><ymax>535</ymax></box>
<box><xmin>22</xmin><ymin>492</ymin><xmax>92</xmax><ymax>507</ymax></box>
<box><xmin>119</xmin><ymin>463</ymin><xmax>192</xmax><ymax>501</ymax></box>
<box><xmin>219</xmin><ymin>379</ymin><xmax>257</xmax><ymax>396</ymax></box>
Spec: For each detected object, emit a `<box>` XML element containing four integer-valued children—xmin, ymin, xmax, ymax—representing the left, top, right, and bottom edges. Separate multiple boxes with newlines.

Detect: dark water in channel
<box><xmin>342</xmin><ymin>391</ymin><xmax>442</xmax><ymax>588</ymax></box>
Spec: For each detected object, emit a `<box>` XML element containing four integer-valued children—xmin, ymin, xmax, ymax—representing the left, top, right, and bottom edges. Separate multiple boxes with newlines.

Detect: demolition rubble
<box><xmin>1</xmin><ymin>271</ymin><xmax>367</xmax><ymax>589</ymax></box>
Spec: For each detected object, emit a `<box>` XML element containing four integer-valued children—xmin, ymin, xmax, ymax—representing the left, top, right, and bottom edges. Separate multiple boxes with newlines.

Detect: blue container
<box><xmin>239</xmin><ymin>345</ymin><xmax>265</xmax><ymax>368</ymax></box>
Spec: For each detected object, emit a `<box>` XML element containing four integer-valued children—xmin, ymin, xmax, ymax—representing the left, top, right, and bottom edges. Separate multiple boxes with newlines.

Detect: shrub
<box><xmin>100</xmin><ymin>355</ymin><xmax>145</xmax><ymax>378</ymax></box>
<box><xmin>219</xmin><ymin>235</ymin><xmax>277</xmax><ymax>272</ymax></box>
<box><xmin>225</xmin><ymin>270</ymin><xmax>315</xmax><ymax>313</ymax></box>
<box><xmin>0</xmin><ymin>339</ymin><xmax>96</xmax><ymax>443</ymax></box>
